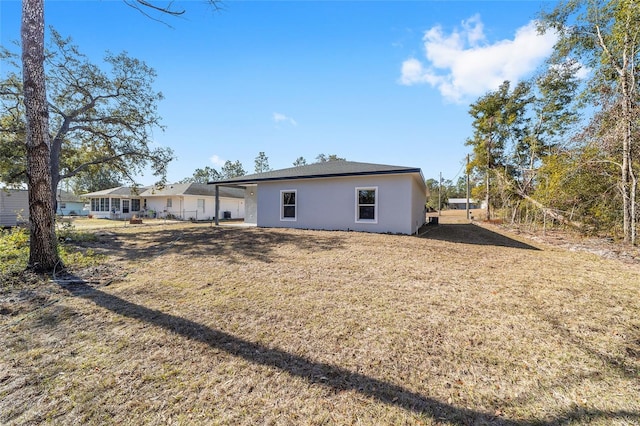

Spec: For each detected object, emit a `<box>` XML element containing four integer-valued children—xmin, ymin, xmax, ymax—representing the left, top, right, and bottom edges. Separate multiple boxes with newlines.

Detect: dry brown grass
<box><xmin>1</xmin><ymin>213</ymin><xmax>639</xmax><ymax>425</ymax></box>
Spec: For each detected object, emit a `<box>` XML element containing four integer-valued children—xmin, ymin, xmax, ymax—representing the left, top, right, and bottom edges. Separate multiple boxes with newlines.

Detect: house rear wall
<box><xmin>256</xmin><ymin>174</ymin><xmax>425</xmax><ymax>234</ymax></box>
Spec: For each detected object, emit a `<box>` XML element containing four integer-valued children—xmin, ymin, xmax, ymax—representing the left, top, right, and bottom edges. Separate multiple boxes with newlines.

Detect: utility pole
<box><xmin>466</xmin><ymin>154</ymin><xmax>470</xmax><ymax>220</ymax></box>
<box><xmin>438</xmin><ymin>171</ymin><xmax>442</xmax><ymax>216</ymax></box>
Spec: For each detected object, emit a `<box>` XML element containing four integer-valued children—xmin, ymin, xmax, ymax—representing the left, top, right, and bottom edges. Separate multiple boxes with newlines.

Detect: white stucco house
<box><xmin>212</xmin><ymin>161</ymin><xmax>427</xmax><ymax>235</ymax></box>
<box><xmin>83</xmin><ymin>183</ymin><xmax>245</xmax><ymax>221</ymax></box>
<box><xmin>57</xmin><ymin>189</ymin><xmax>88</xmax><ymax>216</ymax></box>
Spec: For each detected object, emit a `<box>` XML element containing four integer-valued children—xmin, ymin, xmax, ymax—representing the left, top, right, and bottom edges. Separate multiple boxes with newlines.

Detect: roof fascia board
<box><xmin>211</xmin><ymin>168</ymin><xmax>423</xmax><ymax>186</ymax></box>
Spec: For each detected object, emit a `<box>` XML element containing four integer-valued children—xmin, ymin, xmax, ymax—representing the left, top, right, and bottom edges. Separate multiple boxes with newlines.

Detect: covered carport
<box><xmin>213</xmin><ymin>183</ymin><xmax>257</xmax><ymax>226</ymax></box>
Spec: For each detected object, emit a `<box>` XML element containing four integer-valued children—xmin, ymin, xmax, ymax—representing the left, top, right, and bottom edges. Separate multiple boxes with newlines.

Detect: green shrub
<box><xmin>0</xmin><ymin>226</ymin><xmax>103</xmax><ymax>289</ymax></box>
<box><xmin>0</xmin><ymin>227</ymin><xmax>30</xmax><ymax>275</ymax></box>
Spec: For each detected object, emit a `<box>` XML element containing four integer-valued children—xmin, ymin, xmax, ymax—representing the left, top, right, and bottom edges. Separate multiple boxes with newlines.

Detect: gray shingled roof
<box><xmin>83</xmin><ymin>186</ymin><xmax>150</xmax><ymax>197</ymax></box>
<box><xmin>84</xmin><ymin>184</ymin><xmax>244</xmax><ymax>199</ymax></box>
<box><xmin>57</xmin><ymin>190</ymin><xmax>85</xmax><ymax>203</ymax></box>
<box><xmin>211</xmin><ymin>161</ymin><xmax>423</xmax><ymax>185</ymax></box>
<box><xmin>145</xmin><ymin>183</ymin><xmax>244</xmax><ymax>198</ymax></box>
<box><xmin>142</xmin><ymin>183</ymin><xmax>211</xmax><ymax>196</ymax></box>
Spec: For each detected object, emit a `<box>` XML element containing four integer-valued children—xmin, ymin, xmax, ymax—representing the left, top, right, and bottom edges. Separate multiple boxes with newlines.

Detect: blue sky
<box><xmin>1</xmin><ymin>0</ymin><xmax>557</xmax><ymax>184</ymax></box>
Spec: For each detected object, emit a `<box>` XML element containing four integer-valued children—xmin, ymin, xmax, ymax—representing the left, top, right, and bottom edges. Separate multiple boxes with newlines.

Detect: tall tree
<box><xmin>1</xmin><ymin>30</ymin><xmax>173</xmax><ymax>208</ymax></box>
<box><xmin>254</xmin><ymin>151</ymin><xmax>271</xmax><ymax>173</ymax></box>
<box><xmin>540</xmin><ymin>0</ymin><xmax>640</xmax><ymax>244</ymax></box>
<box><xmin>70</xmin><ymin>167</ymin><xmax>123</xmax><ymax>194</ymax></box>
<box><xmin>221</xmin><ymin>160</ymin><xmax>245</xmax><ymax>179</ymax></box>
<box><xmin>465</xmin><ymin>81</ymin><xmax>532</xmax><ymax>220</ymax></box>
<box><xmin>465</xmin><ymin>66</ymin><xmax>580</xmax><ymax>225</ymax></box>
<box><xmin>21</xmin><ymin>0</ymin><xmax>59</xmax><ymax>271</ymax></box>
<box><xmin>179</xmin><ymin>166</ymin><xmax>222</xmax><ymax>183</ymax></box>
<box><xmin>293</xmin><ymin>156</ymin><xmax>307</xmax><ymax>167</ymax></box>
<box><xmin>315</xmin><ymin>154</ymin><xmax>346</xmax><ymax>163</ymax></box>
<box><xmin>515</xmin><ymin>61</ymin><xmax>581</xmax><ymax>194</ymax></box>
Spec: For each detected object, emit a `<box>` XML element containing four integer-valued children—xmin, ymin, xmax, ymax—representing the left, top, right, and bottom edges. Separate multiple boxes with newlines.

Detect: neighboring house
<box><xmin>0</xmin><ymin>189</ymin><xmax>29</xmax><ymax>226</ymax></box>
<box><xmin>212</xmin><ymin>161</ymin><xmax>427</xmax><ymax>235</ymax></box>
<box><xmin>57</xmin><ymin>189</ymin><xmax>88</xmax><ymax>216</ymax></box>
<box><xmin>447</xmin><ymin>198</ymin><xmax>481</xmax><ymax>210</ymax></box>
<box><xmin>83</xmin><ymin>183</ymin><xmax>245</xmax><ymax>220</ymax></box>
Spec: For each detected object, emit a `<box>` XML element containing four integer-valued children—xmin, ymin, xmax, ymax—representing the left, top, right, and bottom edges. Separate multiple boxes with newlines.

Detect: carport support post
<box><xmin>215</xmin><ymin>185</ymin><xmax>220</xmax><ymax>226</ymax></box>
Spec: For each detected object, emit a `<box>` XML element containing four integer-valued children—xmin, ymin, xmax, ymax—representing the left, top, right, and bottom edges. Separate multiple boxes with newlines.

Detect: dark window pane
<box><xmin>358</xmin><ymin>189</ymin><xmax>375</xmax><ymax>204</ymax></box>
<box><xmin>283</xmin><ymin>205</ymin><xmax>296</xmax><ymax>218</ymax></box>
<box><xmin>359</xmin><ymin>206</ymin><xmax>375</xmax><ymax>220</ymax></box>
<box><xmin>283</xmin><ymin>192</ymin><xmax>295</xmax><ymax>205</ymax></box>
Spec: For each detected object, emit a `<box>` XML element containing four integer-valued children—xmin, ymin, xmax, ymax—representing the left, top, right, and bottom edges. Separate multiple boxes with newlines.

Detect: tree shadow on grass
<box><xmin>420</xmin><ymin>224</ymin><xmax>539</xmax><ymax>250</ymax></box>
<box><xmin>541</xmin><ymin>313</ymin><xmax>640</xmax><ymax>381</ymax></box>
<box><xmin>56</xmin><ymin>278</ymin><xmax>639</xmax><ymax>426</ymax></box>
<box><xmin>84</xmin><ymin>226</ymin><xmax>347</xmax><ymax>264</ymax></box>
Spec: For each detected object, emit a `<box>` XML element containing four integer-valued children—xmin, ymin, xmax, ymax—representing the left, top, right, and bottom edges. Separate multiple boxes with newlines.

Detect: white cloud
<box><xmin>273</xmin><ymin>112</ymin><xmax>298</xmax><ymax>126</ymax></box>
<box><xmin>209</xmin><ymin>154</ymin><xmax>225</xmax><ymax>167</ymax></box>
<box><xmin>400</xmin><ymin>16</ymin><xmax>558</xmax><ymax>103</ymax></box>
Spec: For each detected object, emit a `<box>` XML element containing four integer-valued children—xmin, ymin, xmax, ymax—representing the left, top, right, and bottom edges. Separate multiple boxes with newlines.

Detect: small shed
<box><xmin>448</xmin><ymin>198</ymin><xmax>481</xmax><ymax>210</ymax></box>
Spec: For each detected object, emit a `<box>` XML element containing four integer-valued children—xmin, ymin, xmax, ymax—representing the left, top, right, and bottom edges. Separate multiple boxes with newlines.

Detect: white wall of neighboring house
<box><xmin>145</xmin><ymin>197</ymin><xmax>174</xmax><ymax>219</ymax></box>
<box><xmin>182</xmin><ymin>195</ymin><xmax>211</xmax><ymax>220</ymax></box>
<box><xmin>0</xmin><ymin>190</ymin><xmax>29</xmax><ymax>226</ymax></box>
<box><xmin>255</xmin><ymin>174</ymin><xmax>426</xmax><ymax>235</ymax></box>
<box><xmin>58</xmin><ymin>201</ymin><xmax>88</xmax><ymax>216</ymax></box>
<box><xmin>88</xmin><ymin>197</ymin><xmax>144</xmax><ymax>219</ymax></box>
<box><xmin>217</xmin><ymin>196</ymin><xmax>245</xmax><ymax>220</ymax></box>
<box><xmin>110</xmin><ymin>195</ymin><xmax>245</xmax><ymax>221</ymax></box>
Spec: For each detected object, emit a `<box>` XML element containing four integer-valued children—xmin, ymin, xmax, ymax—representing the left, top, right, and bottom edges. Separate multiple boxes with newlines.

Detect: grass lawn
<box><xmin>1</xmin><ymin>213</ymin><xmax>639</xmax><ymax>425</ymax></box>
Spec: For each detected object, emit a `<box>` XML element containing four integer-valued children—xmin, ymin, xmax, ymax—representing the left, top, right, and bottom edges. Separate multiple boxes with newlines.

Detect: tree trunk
<box><xmin>493</xmin><ymin>168</ymin><xmax>584</xmax><ymax>230</ymax></box>
<box><xmin>50</xmin><ymin>135</ymin><xmax>62</xmax><ymax>215</ymax></box>
<box><xmin>485</xmin><ymin>170</ymin><xmax>491</xmax><ymax>221</ymax></box>
<box><xmin>22</xmin><ymin>0</ymin><xmax>61</xmax><ymax>272</ymax></box>
<box><xmin>620</xmin><ymin>77</ymin><xmax>633</xmax><ymax>244</ymax></box>
<box><xmin>631</xmin><ymin>169</ymin><xmax>637</xmax><ymax>245</ymax></box>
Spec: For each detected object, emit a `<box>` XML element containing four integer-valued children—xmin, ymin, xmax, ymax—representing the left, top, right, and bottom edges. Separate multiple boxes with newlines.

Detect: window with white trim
<box><xmin>280</xmin><ymin>190</ymin><xmax>297</xmax><ymax>221</ymax></box>
<box><xmin>166</xmin><ymin>198</ymin><xmax>172</xmax><ymax>208</ymax></box>
<box><xmin>355</xmin><ymin>187</ymin><xmax>377</xmax><ymax>223</ymax></box>
<box><xmin>91</xmin><ymin>197</ymin><xmax>110</xmax><ymax>212</ymax></box>
<box><xmin>197</xmin><ymin>199</ymin><xmax>205</xmax><ymax>213</ymax></box>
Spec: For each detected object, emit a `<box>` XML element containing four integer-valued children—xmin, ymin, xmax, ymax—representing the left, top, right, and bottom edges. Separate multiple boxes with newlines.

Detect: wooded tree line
<box><xmin>464</xmin><ymin>0</ymin><xmax>640</xmax><ymax>245</ymax></box>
